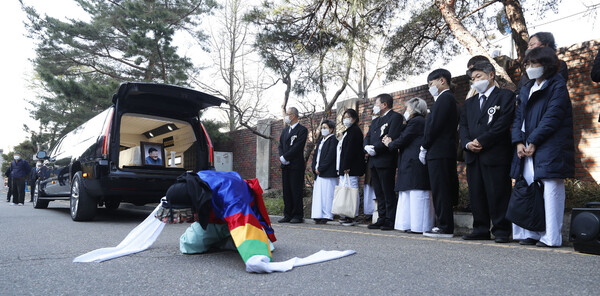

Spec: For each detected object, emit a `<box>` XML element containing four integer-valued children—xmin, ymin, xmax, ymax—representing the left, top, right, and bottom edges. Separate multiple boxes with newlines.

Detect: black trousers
<box><xmin>370</xmin><ymin>167</ymin><xmax>397</xmax><ymax>223</ymax></box>
<box><xmin>282</xmin><ymin>167</ymin><xmax>305</xmax><ymax>219</ymax></box>
<box><xmin>428</xmin><ymin>158</ymin><xmax>458</xmax><ymax>234</ymax></box>
<box><xmin>30</xmin><ymin>179</ymin><xmax>37</xmax><ymax>201</ymax></box>
<box><xmin>11</xmin><ymin>177</ymin><xmax>26</xmax><ymax>204</ymax></box>
<box><xmin>466</xmin><ymin>159</ymin><xmax>512</xmax><ymax>237</ymax></box>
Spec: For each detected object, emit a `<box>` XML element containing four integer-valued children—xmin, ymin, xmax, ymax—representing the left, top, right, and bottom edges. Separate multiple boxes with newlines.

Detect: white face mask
<box><xmin>403</xmin><ymin>110</ymin><xmax>411</xmax><ymax>120</ymax></box>
<box><xmin>471</xmin><ymin>79</ymin><xmax>490</xmax><ymax>94</ymax></box>
<box><xmin>526</xmin><ymin>66</ymin><xmax>544</xmax><ymax>80</ymax></box>
<box><xmin>321</xmin><ymin>128</ymin><xmax>330</xmax><ymax>137</ymax></box>
<box><xmin>428</xmin><ymin>85</ymin><xmax>439</xmax><ymax>98</ymax></box>
<box><xmin>343</xmin><ymin>118</ymin><xmax>353</xmax><ymax>127</ymax></box>
<box><xmin>372</xmin><ymin>105</ymin><xmax>381</xmax><ymax>115</ymax></box>
<box><xmin>284</xmin><ymin>115</ymin><xmax>291</xmax><ymax>124</ymax></box>
<box><xmin>14</xmin><ymin>155</ymin><xmax>20</xmax><ymax>160</ymax></box>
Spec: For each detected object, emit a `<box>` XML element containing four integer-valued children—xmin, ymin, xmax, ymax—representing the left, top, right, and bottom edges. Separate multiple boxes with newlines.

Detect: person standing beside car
<box><xmin>29</xmin><ymin>161</ymin><xmax>42</xmax><ymax>202</ymax></box>
<box><xmin>10</xmin><ymin>152</ymin><xmax>31</xmax><ymax>206</ymax></box>
<box><xmin>278</xmin><ymin>107</ymin><xmax>308</xmax><ymax>224</ymax></box>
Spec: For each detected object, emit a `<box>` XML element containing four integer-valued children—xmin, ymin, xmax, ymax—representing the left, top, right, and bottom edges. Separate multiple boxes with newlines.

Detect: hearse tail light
<box><xmin>200</xmin><ymin>122</ymin><xmax>214</xmax><ymax>168</ymax></box>
<box><xmin>102</xmin><ymin>108</ymin><xmax>114</xmax><ymax>158</ymax></box>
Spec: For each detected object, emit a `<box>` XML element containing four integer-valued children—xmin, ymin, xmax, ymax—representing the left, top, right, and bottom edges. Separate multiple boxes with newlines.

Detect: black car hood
<box><xmin>112</xmin><ymin>82</ymin><xmax>226</xmax><ymax>118</ymax></box>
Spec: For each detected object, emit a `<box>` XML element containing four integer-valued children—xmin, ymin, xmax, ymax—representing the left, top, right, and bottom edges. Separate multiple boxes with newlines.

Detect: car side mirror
<box><xmin>36</xmin><ymin>151</ymin><xmax>48</xmax><ymax>159</ymax></box>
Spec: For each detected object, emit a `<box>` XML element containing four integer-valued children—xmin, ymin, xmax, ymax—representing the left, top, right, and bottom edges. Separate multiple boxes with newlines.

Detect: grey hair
<box><xmin>287</xmin><ymin>107</ymin><xmax>299</xmax><ymax>116</ymax></box>
<box><xmin>405</xmin><ymin>97</ymin><xmax>427</xmax><ymax>116</ymax></box>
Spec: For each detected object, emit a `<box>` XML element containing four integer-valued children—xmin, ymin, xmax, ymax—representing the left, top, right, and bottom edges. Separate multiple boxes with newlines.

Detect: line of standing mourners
<box><xmin>278</xmin><ymin>32</ymin><xmax>579</xmax><ymax>248</ymax></box>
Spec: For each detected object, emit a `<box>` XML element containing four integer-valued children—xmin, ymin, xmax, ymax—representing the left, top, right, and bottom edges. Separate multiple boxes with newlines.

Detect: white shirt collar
<box><xmin>289</xmin><ymin>122</ymin><xmax>299</xmax><ymax>130</ymax></box>
<box><xmin>381</xmin><ymin>109</ymin><xmax>391</xmax><ymax>117</ymax></box>
<box><xmin>479</xmin><ymin>85</ymin><xmax>495</xmax><ymax>99</ymax></box>
<box><xmin>434</xmin><ymin>88</ymin><xmax>450</xmax><ymax>101</ymax></box>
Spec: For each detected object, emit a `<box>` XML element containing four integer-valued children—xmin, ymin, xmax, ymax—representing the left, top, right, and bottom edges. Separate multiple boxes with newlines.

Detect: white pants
<box><xmin>363</xmin><ymin>184</ymin><xmax>376</xmax><ymax>215</ymax></box>
<box><xmin>394</xmin><ymin>190</ymin><xmax>434</xmax><ymax>233</ymax></box>
<box><xmin>512</xmin><ymin>156</ymin><xmax>565</xmax><ymax>246</ymax></box>
<box><xmin>338</xmin><ymin>175</ymin><xmax>360</xmax><ymax>217</ymax></box>
<box><xmin>311</xmin><ymin>176</ymin><xmax>338</xmax><ymax>220</ymax></box>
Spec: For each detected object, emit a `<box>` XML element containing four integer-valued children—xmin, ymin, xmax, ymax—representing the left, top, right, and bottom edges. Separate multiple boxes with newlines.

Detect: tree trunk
<box><xmin>436</xmin><ymin>0</ymin><xmax>516</xmax><ymax>89</ymax></box>
<box><xmin>501</xmin><ymin>0</ymin><xmax>529</xmax><ymax>63</ymax></box>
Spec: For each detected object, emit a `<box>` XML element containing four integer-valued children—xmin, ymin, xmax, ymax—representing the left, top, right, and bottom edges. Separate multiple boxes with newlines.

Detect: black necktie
<box><xmin>479</xmin><ymin>95</ymin><xmax>487</xmax><ymax>110</ymax></box>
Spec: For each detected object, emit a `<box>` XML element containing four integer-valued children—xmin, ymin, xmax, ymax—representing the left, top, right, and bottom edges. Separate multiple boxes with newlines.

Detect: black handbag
<box><xmin>506</xmin><ymin>172</ymin><xmax>546</xmax><ymax>232</ymax></box>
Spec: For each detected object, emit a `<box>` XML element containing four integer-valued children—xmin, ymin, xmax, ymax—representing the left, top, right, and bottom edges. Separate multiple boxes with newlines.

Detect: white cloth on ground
<box><xmin>245</xmin><ymin>250</ymin><xmax>356</xmax><ymax>273</ymax></box>
<box><xmin>73</xmin><ymin>204</ymin><xmax>165</xmax><ymax>263</ymax></box>
<box><xmin>311</xmin><ymin>176</ymin><xmax>337</xmax><ymax>219</ymax></box>
<box><xmin>74</xmin><ymin>202</ymin><xmax>356</xmax><ymax>273</ymax></box>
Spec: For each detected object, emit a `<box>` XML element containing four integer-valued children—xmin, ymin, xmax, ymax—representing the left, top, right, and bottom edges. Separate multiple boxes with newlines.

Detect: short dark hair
<box><xmin>524</xmin><ymin>46</ymin><xmax>559</xmax><ymax>80</ymax></box>
<box><xmin>148</xmin><ymin>147</ymin><xmax>158</xmax><ymax>154</ymax></box>
<box><xmin>466</xmin><ymin>61</ymin><xmax>495</xmax><ymax>78</ymax></box>
<box><xmin>321</xmin><ymin>119</ymin><xmax>335</xmax><ymax>130</ymax></box>
<box><xmin>376</xmin><ymin>93</ymin><xmax>393</xmax><ymax>109</ymax></box>
<box><xmin>531</xmin><ymin>32</ymin><xmax>556</xmax><ymax>50</ymax></box>
<box><xmin>343</xmin><ymin>108</ymin><xmax>359</xmax><ymax>124</ymax></box>
<box><xmin>467</xmin><ymin>55</ymin><xmax>489</xmax><ymax>69</ymax></box>
<box><xmin>427</xmin><ymin>68</ymin><xmax>452</xmax><ymax>87</ymax></box>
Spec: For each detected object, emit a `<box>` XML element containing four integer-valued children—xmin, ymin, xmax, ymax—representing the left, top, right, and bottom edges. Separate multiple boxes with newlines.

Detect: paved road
<box><xmin>1</xmin><ymin>185</ymin><xmax>599</xmax><ymax>295</ymax></box>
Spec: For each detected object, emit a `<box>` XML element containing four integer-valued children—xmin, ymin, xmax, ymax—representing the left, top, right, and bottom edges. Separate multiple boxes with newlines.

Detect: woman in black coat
<box><xmin>311</xmin><ymin>120</ymin><xmax>339</xmax><ymax>224</ymax></box>
<box><xmin>511</xmin><ymin>47</ymin><xmax>574</xmax><ymax>247</ymax></box>
<box><xmin>336</xmin><ymin>109</ymin><xmax>366</xmax><ymax>225</ymax></box>
<box><xmin>383</xmin><ymin>98</ymin><xmax>433</xmax><ymax>233</ymax></box>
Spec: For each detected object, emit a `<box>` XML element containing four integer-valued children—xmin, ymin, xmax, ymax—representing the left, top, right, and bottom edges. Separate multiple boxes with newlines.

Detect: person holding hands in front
<box><xmin>511</xmin><ymin>47</ymin><xmax>574</xmax><ymax>247</ymax></box>
<box><xmin>383</xmin><ymin>98</ymin><xmax>433</xmax><ymax>234</ymax></box>
<box><xmin>459</xmin><ymin>61</ymin><xmax>515</xmax><ymax>243</ymax></box>
<box><xmin>364</xmin><ymin>94</ymin><xmax>404</xmax><ymax>231</ymax></box>
<box><xmin>311</xmin><ymin>120</ymin><xmax>339</xmax><ymax>224</ymax></box>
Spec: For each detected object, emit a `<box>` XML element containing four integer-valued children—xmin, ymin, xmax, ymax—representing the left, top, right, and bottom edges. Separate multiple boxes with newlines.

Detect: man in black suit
<box><xmin>460</xmin><ymin>61</ymin><xmax>515</xmax><ymax>243</ymax></box>
<box><xmin>364</xmin><ymin>94</ymin><xmax>404</xmax><ymax>230</ymax></box>
<box><xmin>421</xmin><ymin>69</ymin><xmax>459</xmax><ymax>238</ymax></box>
<box><xmin>278</xmin><ymin>107</ymin><xmax>308</xmax><ymax>223</ymax></box>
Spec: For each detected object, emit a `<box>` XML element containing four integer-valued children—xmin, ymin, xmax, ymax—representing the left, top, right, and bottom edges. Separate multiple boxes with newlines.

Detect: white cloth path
<box><xmin>73</xmin><ymin>204</ymin><xmax>356</xmax><ymax>273</ymax></box>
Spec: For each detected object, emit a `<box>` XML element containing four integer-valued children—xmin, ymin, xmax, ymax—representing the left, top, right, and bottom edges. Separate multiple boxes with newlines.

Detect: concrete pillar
<box><xmin>255</xmin><ymin>119</ymin><xmax>273</xmax><ymax>189</ymax></box>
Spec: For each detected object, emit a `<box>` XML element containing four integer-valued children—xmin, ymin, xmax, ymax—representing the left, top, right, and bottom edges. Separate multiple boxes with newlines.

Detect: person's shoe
<box><xmin>494</xmin><ymin>236</ymin><xmax>509</xmax><ymax>243</ymax></box>
<box><xmin>407</xmin><ymin>230</ymin><xmax>423</xmax><ymax>234</ymax></box>
<box><xmin>290</xmin><ymin>217</ymin><xmax>304</xmax><ymax>224</ymax></box>
<box><xmin>380</xmin><ymin>221</ymin><xmax>394</xmax><ymax>231</ymax></box>
<box><xmin>536</xmin><ymin>241</ymin><xmax>560</xmax><ymax>248</ymax></box>
<box><xmin>18</xmin><ymin>203</ymin><xmax>24</xmax><ymax>206</ymax></box>
<box><xmin>341</xmin><ymin>218</ymin><xmax>356</xmax><ymax>226</ymax></box>
<box><xmin>367</xmin><ymin>220</ymin><xmax>384</xmax><ymax>229</ymax></box>
<box><xmin>9</xmin><ymin>203</ymin><xmax>17</xmax><ymax>206</ymax></box>
<box><xmin>519</xmin><ymin>238</ymin><xmax>538</xmax><ymax>245</ymax></box>
<box><xmin>278</xmin><ymin>217</ymin><xmax>292</xmax><ymax>223</ymax></box>
<box><xmin>423</xmin><ymin>227</ymin><xmax>453</xmax><ymax>238</ymax></box>
<box><xmin>462</xmin><ymin>232</ymin><xmax>491</xmax><ymax>240</ymax></box>
<box><xmin>29</xmin><ymin>200</ymin><xmax>33</xmax><ymax>202</ymax></box>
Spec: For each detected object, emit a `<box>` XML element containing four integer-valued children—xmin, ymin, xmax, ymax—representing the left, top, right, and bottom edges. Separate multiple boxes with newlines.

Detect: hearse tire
<box><xmin>70</xmin><ymin>172</ymin><xmax>97</xmax><ymax>221</ymax></box>
<box><xmin>32</xmin><ymin>180</ymin><xmax>49</xmax><ymax>209</ymax></box>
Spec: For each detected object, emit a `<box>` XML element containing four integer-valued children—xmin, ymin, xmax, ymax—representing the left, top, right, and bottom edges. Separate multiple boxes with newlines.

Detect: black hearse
<box><xmin>34</xmin><ymin>82</ymin><xmax>225</xmax><ymax>221</ymax></box>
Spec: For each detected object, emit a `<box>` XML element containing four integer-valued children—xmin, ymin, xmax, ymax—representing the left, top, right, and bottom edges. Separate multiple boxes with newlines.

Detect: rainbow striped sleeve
<box><xmin>225</xmin><ymin>212</ymin><xmax>272</xmax><ymax>262</ymax></box>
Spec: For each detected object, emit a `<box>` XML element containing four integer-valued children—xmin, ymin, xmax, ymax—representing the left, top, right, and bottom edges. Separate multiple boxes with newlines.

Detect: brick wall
<box><xmin>229</xmin><ymin>39</ymin><xmax>600</xmax><ymax>188</ymax></box>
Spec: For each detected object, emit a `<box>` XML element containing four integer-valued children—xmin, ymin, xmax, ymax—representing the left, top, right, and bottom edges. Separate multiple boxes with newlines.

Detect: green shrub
<box><xmin>565</xmin><ymin>179</ymin><xmax>600</xmax><ymax>211</ymax></box>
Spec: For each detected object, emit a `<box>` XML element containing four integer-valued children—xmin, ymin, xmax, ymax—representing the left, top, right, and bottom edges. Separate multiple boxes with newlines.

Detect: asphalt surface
<box><xmin>1</xmin><ymin>185</ymin><xmax>599</xmax><ymax>295</ymax></box>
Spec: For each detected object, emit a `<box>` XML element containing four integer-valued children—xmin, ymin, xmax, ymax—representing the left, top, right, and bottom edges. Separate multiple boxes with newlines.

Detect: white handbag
<box><xmin>331</xmin><ymin>174</ymin><xmax>358</xmax><ymax>217</ymax></box>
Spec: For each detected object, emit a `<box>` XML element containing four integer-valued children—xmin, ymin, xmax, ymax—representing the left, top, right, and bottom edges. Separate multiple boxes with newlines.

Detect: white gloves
<box><xmin>364</xmin><ymin>145</ymin><xmax>376</xmax><ymax>156</ymax></box>
<box><xmin>419</xmin><ymin>146</ymin><xmax>427</xmax><ymax>165</ymax></box>
<box><xmin>280</xmin><ymin>156</ymin><xmax>290</xmax><ymax>165</ymax></box>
